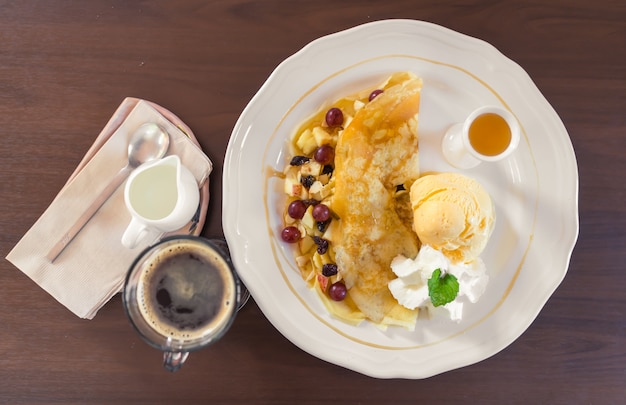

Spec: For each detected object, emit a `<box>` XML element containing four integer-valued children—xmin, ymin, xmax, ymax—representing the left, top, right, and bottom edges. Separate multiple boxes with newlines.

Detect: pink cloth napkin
<box><xmin>6</xmin><ymin>99</ymin><xmax>213</xmax><ymax>319</ymax></box>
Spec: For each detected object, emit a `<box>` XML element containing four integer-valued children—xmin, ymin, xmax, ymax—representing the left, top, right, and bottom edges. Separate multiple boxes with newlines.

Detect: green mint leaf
<box><xmin>428</xmin><ymin>268</ymin><xmax>459</xmax><ymax>307</ymax></box>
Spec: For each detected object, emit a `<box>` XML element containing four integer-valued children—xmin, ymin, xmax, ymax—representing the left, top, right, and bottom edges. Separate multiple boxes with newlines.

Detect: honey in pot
<box><xmin>468</xmin><ymin>112</ymin><xmax>512</xmax><ymax>156</ymax></box>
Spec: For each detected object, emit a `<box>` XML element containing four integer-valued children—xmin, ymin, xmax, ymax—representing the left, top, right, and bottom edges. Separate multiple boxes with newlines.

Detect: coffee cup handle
<box><xmin>121</xmin><ymin>218</ymin><xmax>151</xmax><ymax>249</ymax></box>
<box><xmin>163</xmin><ymin>351</ymin><xmax>189</xmax><ymax>372</ymax></box>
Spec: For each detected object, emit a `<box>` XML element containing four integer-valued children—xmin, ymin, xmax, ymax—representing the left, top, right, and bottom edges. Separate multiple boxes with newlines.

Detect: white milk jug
<box><xmin>122</xmin><ymin>155</ymin><xmax>200</xmax><ymax>249</ymax></box>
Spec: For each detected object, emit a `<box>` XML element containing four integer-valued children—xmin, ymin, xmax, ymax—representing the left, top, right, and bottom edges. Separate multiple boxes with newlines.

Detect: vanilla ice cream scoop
<box><xmin>410</xmin><ymin>173</ymin><xmax>494</xmax><ymax>263</ymax></box>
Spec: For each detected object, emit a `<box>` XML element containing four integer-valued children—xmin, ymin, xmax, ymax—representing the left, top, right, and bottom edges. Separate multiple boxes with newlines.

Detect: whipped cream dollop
<box><xmin>388</xmin><ymin>245</ymin><xmax>489</xmax><ymax>322</ymax></box>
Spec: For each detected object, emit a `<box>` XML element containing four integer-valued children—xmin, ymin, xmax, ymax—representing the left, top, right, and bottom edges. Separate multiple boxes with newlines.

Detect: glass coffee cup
<box><xmin>123</xmin><ymin>235</ymin><xmax>243</xmax><ymax>372</ymax></box>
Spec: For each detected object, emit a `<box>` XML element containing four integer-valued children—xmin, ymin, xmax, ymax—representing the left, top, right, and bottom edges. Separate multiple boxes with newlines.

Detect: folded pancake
<box><xmin>333</xmin><ymin>72</ymin><xmax>423</xmax><ymax>323</ymax></box>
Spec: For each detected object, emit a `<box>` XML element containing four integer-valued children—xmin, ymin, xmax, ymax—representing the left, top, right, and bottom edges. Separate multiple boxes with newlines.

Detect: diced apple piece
<box><xmin>312</xmin><ymin>251</ymin><xmax>323</xmax><ymax>270</ymax></box>
<box><xmin>322</xmin><ymin>219</ymin><xmax>338</xmax><ymax>243</ymax></box>
<box><xmin>296</xmin><ymin>128</ymin><xmax>317</xmax><ymax>154</ymax></box>
<box><xmin>312</xmin><ymin>251</ymin><xmax>333</xmax><ymax>272</ymax></box>
<box><xmin>327</xmin><ymin>246</ymin><xmax>337</xmax><ymax>266</ymax></box>
<box><xmin>288</xmin><ymin>182</ymin><xmax>308</xmax><ymax>200</ymax></box>
<box><xmin>323</xmin><ymin>177</ymin><xmax>335</xmax><ymax>194</ymax></box>
<box><xmin>283</xmin><ymin>213</ymin><xmax>296</xmax><ymax>225</ymax></box>
<box><xmin>320</xmin><ymin>183</ymin><xmax>332</xmax><ymax>200</ymax></box>
<box><xmin>296</xmin><ymin>222</ymin><xmax>307</xmax><ymax>239</ymax></box>
<box><xmin>320</xmin><ymin>252</ymin><xmax>333</xmax><ymax>265</ymax></box>
<box><xmin>300</xmin><ymin>205</ymin><xmax>315</xmax><ymax>233</ymax></box>
<box><xmin>312</xmin><ymin>126</ymin><xmax>333</xmax><ymax>147</ymax></box>
<box><xmin>284</xmin><ymin>166</ymin><xmax>307</xmax><ymax>198</ymax></box>
<box><xmin>317</xmin><ymin>274</ymin><xmax>329</xmax><ymax>292</ymax></box>
<box><xmin>308</xmin><ymin>181</ymin><xmax>324</xmax><ymax>200</ymax></box>
<box><xmin>295</xmin><ymin>255</ymin><xmax>310</xmax><ymax>268</ymax></box>
<box><xmin>300</xmin><ymin>161</ymin><xmax>322</xmax><ymax>177</ymax></box>
<box><xmin>284</xmin><ymin>176</ymin><xmax>301</xmax><ymax>197</ymax></box>
<box><xmin>298</xmin><ymin>235</ymin><xmax>316</xmax><ymax>254</ymax></box>
<box><xmin>312</xmin><ymin>175</ymin><xmax>336</xmax><ymax>201</ymax></box>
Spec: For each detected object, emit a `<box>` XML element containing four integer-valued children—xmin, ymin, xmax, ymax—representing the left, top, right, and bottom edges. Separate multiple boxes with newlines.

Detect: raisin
<box><xmin>317</xmin><ymin>219</ymin><xmax>331</xmax><ymax>232</ymax></box>
<box><xmin>302</xmin><ymin>199</ymin><xmax>320</xmax><ymax>206</ymax></box>
<box><xmin>322</xmin><ymin>264</ymin><xmax>338</xmax><ymax>277</ymax></box>
<box><xmin>322</xmin><ymin>164</ymin><xmax>334</xmax><ymax>176</ymax></box>
<box><xmin>312</xmin><ymin>236</ymin><xmax>329</xmax><ymax>255</ymax></box>
<box><xmin>300</xmin><ymin>175</ymin><xmax>315</xmax><ymax>189</ymax></box>
<box><xmin>290</xmin><ymin>156</ymin><xmax>310</xmax><ymax>166</ymax></box>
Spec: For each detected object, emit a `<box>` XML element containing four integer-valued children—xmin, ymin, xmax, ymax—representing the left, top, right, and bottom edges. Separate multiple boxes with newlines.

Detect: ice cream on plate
<box><xmin>410</xmin><ymin>172</ymin><xmax>495</xmax><ymax>263</ymax></box>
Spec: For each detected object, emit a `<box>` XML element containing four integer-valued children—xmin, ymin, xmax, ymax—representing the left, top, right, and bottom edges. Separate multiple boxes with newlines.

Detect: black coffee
<box><xmin>137</xmin><ymin>241</ymin><xmax>237</xmax><ymax>340</ymax></box>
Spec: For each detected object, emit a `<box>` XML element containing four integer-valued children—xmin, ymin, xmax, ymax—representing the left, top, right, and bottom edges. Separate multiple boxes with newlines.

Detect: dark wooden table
<box><xmin>1</xmin><ymin>1</ymin><xmax>624</xmax><ymax>403</ymax></box>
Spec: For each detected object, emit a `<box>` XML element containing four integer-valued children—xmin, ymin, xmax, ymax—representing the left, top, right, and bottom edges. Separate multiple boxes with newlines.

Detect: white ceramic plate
<box><xmin>223</xmin><ymin>19</ymin><xmax>579</xmax><ymax>378</ymax></box>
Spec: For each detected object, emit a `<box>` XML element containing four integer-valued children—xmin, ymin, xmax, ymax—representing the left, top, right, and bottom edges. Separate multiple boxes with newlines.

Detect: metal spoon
<box><xmin>47</xmin><ymin>123</ymin><xmax>170</xmax><ymax>262</ymax></box>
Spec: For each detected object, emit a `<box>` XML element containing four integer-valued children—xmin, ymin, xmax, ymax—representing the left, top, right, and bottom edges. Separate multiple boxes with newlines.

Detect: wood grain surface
<box><xmin>1</xmin><ymin>1</ymin><xmax>624</xmax><ymax>403</ymax></box>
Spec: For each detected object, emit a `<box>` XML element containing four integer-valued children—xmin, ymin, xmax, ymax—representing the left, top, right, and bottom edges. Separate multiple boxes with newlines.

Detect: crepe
<box><xmin>332</xmin><ymin>72</ymin><xmax>423</xmax><ymax>323</ymax></box>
